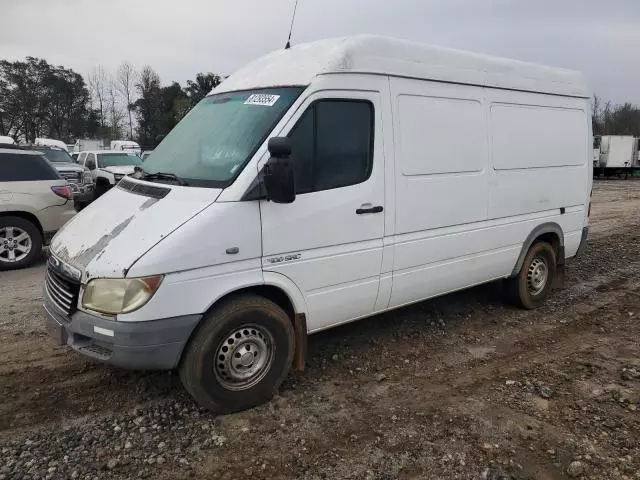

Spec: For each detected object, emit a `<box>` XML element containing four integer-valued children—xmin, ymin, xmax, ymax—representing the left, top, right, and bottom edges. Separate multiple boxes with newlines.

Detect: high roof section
<box><xmin>214</xmin><ymin>35</ymin><xmax>588</xmax><ymax>98</ymax></box>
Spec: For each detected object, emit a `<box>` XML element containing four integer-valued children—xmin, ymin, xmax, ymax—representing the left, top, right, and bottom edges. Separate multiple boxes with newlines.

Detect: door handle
<box><xmin>356</xmin><ymin>205</ymin><xmax>383</xmax><ymax>215</ymax></box>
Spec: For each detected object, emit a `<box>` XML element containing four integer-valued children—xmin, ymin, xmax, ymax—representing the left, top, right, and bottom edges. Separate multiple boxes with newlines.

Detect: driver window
<box><xmin>287</xmin><ymin>99</ymin><xmax>373</xmax><ymax>195</ymax></box>
<box><xmin>86</xmin><ymin>153</ymin><xmax>97</xmax><ymax>170</ymax></box>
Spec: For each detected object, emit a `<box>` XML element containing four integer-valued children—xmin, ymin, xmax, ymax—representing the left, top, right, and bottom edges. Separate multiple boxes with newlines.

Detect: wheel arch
<box><xmin>0</xmin><ymin>211</ymin><xmax>44</xmax><ymax>239</ymax></box>
<box><xmin>181</xmin><ymin>273</ymin><xmax>308</xmax><ymax>371</ymax></box>
<box><xmin>510</xmin><ymin>222</ymin><xmax>564</xmax><ymax>277</ymax></box>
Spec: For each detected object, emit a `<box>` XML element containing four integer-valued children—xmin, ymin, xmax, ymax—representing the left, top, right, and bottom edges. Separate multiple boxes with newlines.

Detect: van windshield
<box><xmin>139</xmin><ymin>87</ymin><xmax>304</xmax><ymax>188</ymax></box>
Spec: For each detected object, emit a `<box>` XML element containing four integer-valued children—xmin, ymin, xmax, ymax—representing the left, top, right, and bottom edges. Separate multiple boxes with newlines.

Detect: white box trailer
<box><xmin>74</xmin><ymin>139</ymin><xmax>104</xmax><ymax>153</ymax></box>
<box><xmin>595</xmin><ymin>135</ymin><xmax>640</xmax><ymax>178</ymax></box>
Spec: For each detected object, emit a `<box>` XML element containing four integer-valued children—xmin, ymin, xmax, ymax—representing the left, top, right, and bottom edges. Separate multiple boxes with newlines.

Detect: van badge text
<box><xmin>266</xmin><ymin>253</ymin><xmax>301</xmax><ymax>264</ymax></box>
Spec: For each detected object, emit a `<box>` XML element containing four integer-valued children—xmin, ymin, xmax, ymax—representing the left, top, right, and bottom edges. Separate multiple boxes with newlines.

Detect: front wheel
<box><xmin>507</xmin><ymin>241</ymin><xmax>556</xmax><ymax>310</ymax></box>
<box><xmin>180</xmin><ymin>295</ymin><xmax>295</xmax><ymax>413</ymax></box>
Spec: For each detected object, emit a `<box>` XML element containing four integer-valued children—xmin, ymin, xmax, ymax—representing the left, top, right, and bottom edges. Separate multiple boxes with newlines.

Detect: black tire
<box><xmin>74</xmin><ymin>200</ymin><xmax>87</xmax><ymax>211</ymax></box>
<box><xmin>0</xmin><ymin>216</ymin><xmax>43</xmax><ymax>270</ymax></box>
<box><xmin>180</xmin><ymin>294</ymin><xmax>295</xmax><ymax>413</ymax></box>
<box><xmin>506</xmin><ymin>241</ymin><xmax>556</xmax><ymax>310</ymax></box>
<box><xmin>94</xmin><ymin>182</ymin><xmax>108</xmax><ymax>199</ymax></box>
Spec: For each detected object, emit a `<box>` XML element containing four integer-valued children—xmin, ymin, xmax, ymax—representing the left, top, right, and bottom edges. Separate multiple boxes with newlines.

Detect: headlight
<box><xmin>82</xmin><ymin>276</ymin><xmax>163</xmax><ymax>315</ymax></box>
<box><xmin>83</xmin><ymin>170</ymin><xmax>92</xmax><ymax>184</ymax></box>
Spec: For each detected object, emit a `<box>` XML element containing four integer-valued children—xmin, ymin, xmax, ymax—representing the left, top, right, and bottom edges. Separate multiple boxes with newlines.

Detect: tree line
<box><xmin>3</xmin><ymin>57</ymin><xmax>640</xmax><ymax>148</ymax></box>
<box><xmin>0</xmin><ymin>57</ymin><xmax>222</xmax><ymax>148</ymax></box>
<box><xmin>592</xmin><ymin>95</ymin><xmax>640</xmax><ymax>137</ymax></box>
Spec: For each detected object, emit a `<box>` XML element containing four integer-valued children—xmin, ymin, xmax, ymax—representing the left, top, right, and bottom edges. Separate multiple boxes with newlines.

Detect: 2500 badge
<box><xmin>266</xmin><ymin>253</ymin><xmax>302</xmax><ymax>264</ymax></box>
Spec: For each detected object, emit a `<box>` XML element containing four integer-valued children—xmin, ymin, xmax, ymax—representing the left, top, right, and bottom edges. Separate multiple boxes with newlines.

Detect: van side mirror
<box><xmin>263</xmin><ymin>137</ymin><xmax>295</xmax><ymax>204</ymax></box>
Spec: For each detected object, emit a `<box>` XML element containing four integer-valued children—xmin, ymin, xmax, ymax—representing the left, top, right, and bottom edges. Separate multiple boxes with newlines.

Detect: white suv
<box><xmin>77</xmin><ymin>150</ymin><xmax>142</xmax><ymax>197</ymax></box>
<box><xmin>0</xmin><ymin>147</ymin><xmax>75</xmax><ymax>269</ymax></box>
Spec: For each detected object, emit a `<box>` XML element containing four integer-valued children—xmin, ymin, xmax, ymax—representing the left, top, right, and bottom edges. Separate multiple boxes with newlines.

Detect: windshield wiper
<box><xmin>135</xmin><ymin>167</ymin><xmax>188</xmax><ymax>186</ymax></box>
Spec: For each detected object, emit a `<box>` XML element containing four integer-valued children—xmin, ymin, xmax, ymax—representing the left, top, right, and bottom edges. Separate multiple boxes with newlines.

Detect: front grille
<box><xmin>45</xmin><ymin>267</ymin><xmax>80</xmax><ymax>316</ymax></box>
<box><xmin>59</xmin><ymin>171</ymin><xmax>82</xmax><ymax>184</ymax></box>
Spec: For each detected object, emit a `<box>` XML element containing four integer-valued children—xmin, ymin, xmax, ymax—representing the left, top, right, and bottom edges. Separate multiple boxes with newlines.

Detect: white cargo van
<box><xmin>44</xmin><ymin>36</ymin><xmax>592</xmax><ymax>413</ymax></box>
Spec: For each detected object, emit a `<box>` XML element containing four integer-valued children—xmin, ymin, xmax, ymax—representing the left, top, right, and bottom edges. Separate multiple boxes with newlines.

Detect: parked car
<box><xmin>31</xmin><ymin>146</ymin><xmax>94</xmax><ymax>210</ymax></box>
<box><xmin>77</xmin><ymin>150</ymin><xmax>142</xmax><ymax>197</ymax></box>
<box><xmin>0</xmin><ymin>146</ymin><xmax>75</xmax><ymax>269</ymax></box>
<box><xmin>44</xmin><ymin>36</ymin><xmax>591</xmax><ymax>414</ymax></box>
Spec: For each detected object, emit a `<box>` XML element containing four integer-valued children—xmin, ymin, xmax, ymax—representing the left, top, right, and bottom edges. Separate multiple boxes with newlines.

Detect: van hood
<box><xmin>50</xmin><ymin>181</ymin><xmax>222</xmax><ymax>281</ymax></box>
<box><xmin>102</xmin><ymin>165</ymin><xmax>136</xmax><ymax>175</ymax></box>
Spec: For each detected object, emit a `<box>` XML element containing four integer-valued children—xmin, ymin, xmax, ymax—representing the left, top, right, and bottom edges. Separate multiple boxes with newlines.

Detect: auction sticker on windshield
<box><xmin>244</xmin><ymin>94</ymin><xmax>280</xmax><ymax>107</ymax></box>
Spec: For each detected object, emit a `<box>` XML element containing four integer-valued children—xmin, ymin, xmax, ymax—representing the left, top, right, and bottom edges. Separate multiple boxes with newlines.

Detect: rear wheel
<box><xmin>0</xmin><ymin>217</ymin><xmax>42</xmax><ymax>270</ymax></box>
<box><xmin>507</xmin><ymin>241</ymin><xmax>556</xmax><ymax>309</ymax></box>
<box><xmin>180</xmin><ymin>295</ymin><xmax>295</xmax><ymax>413</ymax></box>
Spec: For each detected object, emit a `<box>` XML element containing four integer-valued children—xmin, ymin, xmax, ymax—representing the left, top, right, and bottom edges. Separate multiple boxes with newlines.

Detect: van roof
<box><xmin>215</xmin><ymin>35</ymin><xmax>588</xmax><ymax>99</ymax></box>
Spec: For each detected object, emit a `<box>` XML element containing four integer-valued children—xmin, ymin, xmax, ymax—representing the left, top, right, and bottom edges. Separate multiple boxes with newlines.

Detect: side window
<box><xmin>78</xmin><ymin>152</ymin><xmax>86</xmax><ymax>165</ymax></box>
<box><xmin>0</xmin><ymin>153</ymin><xmax>60</xmax><ymax>181</ymax></box>
<box><xmin>86</xmin><ymin>154</ymin><xmax>96</xmax><ymax>170</ymax></box>
<box><xmin>288</xmin><ymin>100</ymin><xmax>373</xmax><ymax>194</ymax></box>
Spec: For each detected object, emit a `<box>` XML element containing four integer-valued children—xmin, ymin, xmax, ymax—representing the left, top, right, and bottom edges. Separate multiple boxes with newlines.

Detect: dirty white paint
<box><xmin>50</xmin><ymin>179</ymin><xmax>221</xmax><ymax>280</ymax></box>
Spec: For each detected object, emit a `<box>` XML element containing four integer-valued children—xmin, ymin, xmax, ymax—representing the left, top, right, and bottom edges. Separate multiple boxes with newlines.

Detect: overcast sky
<box><xmin>2</xmin><ymin>0</ymin><xmax>639</xmax><ymax>104</ymax></box>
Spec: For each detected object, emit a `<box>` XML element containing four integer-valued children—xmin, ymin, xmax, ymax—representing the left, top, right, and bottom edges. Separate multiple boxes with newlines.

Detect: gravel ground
<box><xmin>1</xmin><ymin>179</ymin><xmax>640</xmax><ymax>480</ymax></box>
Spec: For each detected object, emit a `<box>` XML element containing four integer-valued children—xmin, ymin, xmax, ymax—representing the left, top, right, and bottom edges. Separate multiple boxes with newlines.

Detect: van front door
<box><xmin>260</xmin><ymin>89</ymin><xmax>386</xmax><ymax>332</ymax></box>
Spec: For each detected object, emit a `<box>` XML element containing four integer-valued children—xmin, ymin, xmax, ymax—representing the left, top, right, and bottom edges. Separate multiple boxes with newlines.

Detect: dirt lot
<box><xmin>1</xmin><ymin>180</ymin><xmax>640</xmax><ymax>480</ymax></box>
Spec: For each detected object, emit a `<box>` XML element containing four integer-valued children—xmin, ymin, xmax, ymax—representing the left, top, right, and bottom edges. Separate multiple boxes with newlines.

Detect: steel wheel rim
<box><xmin>0</xmin><ymin>226</ymin><xmax>32</xmax><ymax>263</ymax></box>
<box><xmin>214</xmin><ymin>324</ymin><xmax>275</xmax><ymax>391</ymax></box>
<box><xmin>527</xmin><ymin>256</ymin><xmax>548</xmax><ymax>296</ymax></box>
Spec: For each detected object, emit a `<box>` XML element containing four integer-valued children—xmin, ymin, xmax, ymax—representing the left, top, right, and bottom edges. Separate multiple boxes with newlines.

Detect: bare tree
<box><xmin>107</xmin><ymin>77</ymin><xmax>125</xmax><ymax>140</ymax></box>
<box><xmin>88</xmin><ymin>66</ymin><xmax>107</xmax><ymax>128</ymax></box>
<box><xmin>592</xmin><ymin>94</ymin><xmax>602</xmax><ymax>135</ymax></box>
<box><xmin>116</xmin><ymin>62</ymin><xmax>136</xmax><ymax>140</ymax></box>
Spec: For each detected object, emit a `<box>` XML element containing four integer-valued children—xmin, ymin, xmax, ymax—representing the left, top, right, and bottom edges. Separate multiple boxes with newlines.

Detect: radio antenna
<box><xmin>285</xmin><ymin>0</ymin><xmax>300</xmax><ymax>49</ymax></box>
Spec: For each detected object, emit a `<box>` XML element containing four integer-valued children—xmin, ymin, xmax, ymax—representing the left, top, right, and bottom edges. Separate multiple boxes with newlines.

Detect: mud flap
<box><xmin>293</xmin><ymin>313</ymin><xmax>307</xmax><ymax>371</ymax></box>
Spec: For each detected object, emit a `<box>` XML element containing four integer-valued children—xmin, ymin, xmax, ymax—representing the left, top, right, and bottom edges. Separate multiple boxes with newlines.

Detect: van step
<box><xmin>78</xmin><ymin>343</ymin><xmax>112</xmax><ymax>360</ymax></box>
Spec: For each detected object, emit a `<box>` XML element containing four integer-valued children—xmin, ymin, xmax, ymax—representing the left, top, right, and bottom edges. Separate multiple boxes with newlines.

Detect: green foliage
<box><xmin>0</xmin><ymin>57</ymin><xmax>223</xmax><ymax>147</ymax></box>
<box><xmin>593</xmin><ymin>95</ymin><xmax>640</xmax><ymax>137</ymax></box>
<box><xmin>0</xmin><ymin>57</ymin><xmax>91</xmax><ymax>143</ymax></box>
<box><xmin>185</xmin><ymin>72</ymin><xmax>222</xmax><ymax>105</ymax></box>
<box><xmin>132</xmin><ymin>71</ymin><xmax>223</xmax><ymax>148</ymax></box>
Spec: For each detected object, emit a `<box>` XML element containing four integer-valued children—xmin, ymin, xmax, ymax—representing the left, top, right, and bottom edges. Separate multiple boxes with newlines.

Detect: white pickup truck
<box><xmin>77</xmin><ymin>150</ymin><xmax>142</xmax><ymax>197</ymax></box>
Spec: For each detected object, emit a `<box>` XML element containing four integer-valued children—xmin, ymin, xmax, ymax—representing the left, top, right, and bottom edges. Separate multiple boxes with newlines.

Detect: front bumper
<box><xmin>70</xmin><ymin>183</ymin><xmax>94</xmax><ymax>204</ymax></box>
<box><xmin>43</xmin><ymin>296</ymin><xmax>201</xmax><ymax>370</ymax></box>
